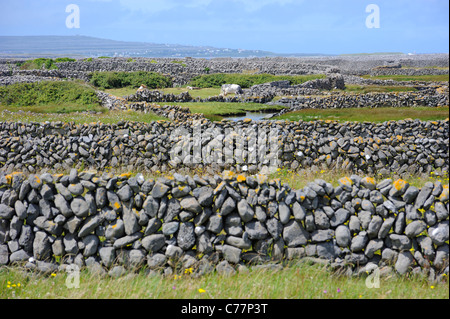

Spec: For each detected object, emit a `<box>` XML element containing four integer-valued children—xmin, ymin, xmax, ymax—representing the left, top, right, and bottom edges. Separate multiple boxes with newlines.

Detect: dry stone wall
<box><xmin>0</xmin><ymin>119</ymin><xmax>448</xmax><ymax>177</ymax></box>
<box><xmin>0</xmin><ymin>170</ymin><xmax>448</xmax><ymax>279</ymax></box>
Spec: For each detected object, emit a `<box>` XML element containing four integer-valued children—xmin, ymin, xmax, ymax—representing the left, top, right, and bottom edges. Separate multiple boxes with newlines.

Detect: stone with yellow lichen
<box><xmin>338</xmin><ymin>177</ymin><xmax>353</xmax><ymax>192</ymax></box>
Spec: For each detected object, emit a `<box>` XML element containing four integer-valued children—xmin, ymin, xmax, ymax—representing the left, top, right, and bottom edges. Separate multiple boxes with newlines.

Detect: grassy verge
<box><xmin>104</xmin><ymin>87</ymin><xmax>223</xmax><ymax>99</ymax></box>
<box><xmin>1</xmin><ymin>262</ymin><xmax>447</xmax><ymax>299</ymax></box>
<box><xmin>362</xmin><ymin>74</ymin><xmax>449</xmax><ymax>82</ymax></box>
<box><xmin>164</xmin><ymin>101</ymin><xmax>286</xmax><ymax>121</ymax></box>
<box><xmin>273</xmin><ymin>106</ymin><xmax>449</xmax><ymax>123</ymax></box>
<box><xmin>269</xmin><ymin>167</ymin><xmax>449</xmax><ymax>191</ymax></box>
<box><xmin>0</xmin><ymin>108</ymin><xmax>168</xmax><ymax>124</ymax></box>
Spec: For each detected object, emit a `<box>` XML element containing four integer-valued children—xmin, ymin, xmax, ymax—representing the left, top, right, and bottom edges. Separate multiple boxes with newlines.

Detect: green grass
<box><xmin>104</xmin><ymin>87</ymin><xmax>223</xmax><ymax>99</ymax></box>
<box><xmin>273</xmin><ymin>106</ymin><xmax>449</xmax><ymax>123</ymax></box>
<box><xmin>89</xmin><ymin>71</ymin><xmax>173</xmax><ymax>90</ymax></box>
<box><xmin>164</xmin><ymin>101</ymin><xmax>286</xmax><ymax>121</ymax></box>
<box><xmin>0</xmin><ymin>108</ymin><xmax>168</xmax><ymax>125</ymax></box>
<box><xmin>0</xmin><ymin>81</ymin><xmax>100</xmax><ymax>107</ymax></box>
<box><xmin>363</xmin><ymin>74</ymin><xmax>449</xmax><ymax>82</ymax></box>
<box><xmin>1</xmin><ymin>262</ymin><xmax>447</xmax><ymax>299</ymax></box>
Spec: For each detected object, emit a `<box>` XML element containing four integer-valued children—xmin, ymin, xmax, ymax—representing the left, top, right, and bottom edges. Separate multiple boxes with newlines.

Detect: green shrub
<box><xmin>15</xmin><ymin>57</ymin><xmax>76</xmax><ymax>70</ymax></box>
<box><xmin>0</xmin><ymin>81</ymin><xmax>100</xmax><ymax>107</ymax></box>
<box><xmin>188</xmin><ymin>73</ymin><xmax>327</xmax><ymax>88</ymax></box>
<box><xmin>89</xmin><ymin>71</ymin><xmax>173</xmax><ymax>89</ymax></box>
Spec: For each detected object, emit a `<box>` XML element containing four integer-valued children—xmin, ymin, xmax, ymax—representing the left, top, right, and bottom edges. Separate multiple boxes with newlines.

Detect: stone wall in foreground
<box><xmin>0</xmin><ymin>170</ymin><xmax>448</xmax><ymax>279</ymax></box>
<box><xmin>0</xmin><ymin>119</ymin><xmax>448</xmax><ymax>176</ymax></box>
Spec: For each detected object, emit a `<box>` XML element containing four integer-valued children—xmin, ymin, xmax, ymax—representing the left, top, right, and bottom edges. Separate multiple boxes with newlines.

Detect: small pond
<box><xmin>223</xmin><ymin>111</ymin><xmax>276</xmax><ymax>122</ymax></box>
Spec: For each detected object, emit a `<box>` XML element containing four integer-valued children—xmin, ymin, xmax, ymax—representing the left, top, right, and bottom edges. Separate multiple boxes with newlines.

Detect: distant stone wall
<box><xmin>0</xmin><ymin>119</ymin><xmax>448</xmax><ymax>177</ymax></box>
<box><xmin>272</xmin><ymin>90</ymin><xmax>449</xmax><ymax>111</ymax></box>
<box><xmin>370</xmin><ymin>68</ymin><xmax>449</xmax><ymax>77</ymax></box>
<box><xmin>0</xmin><ymin>170</ymin><xmax>448</xmax><ymax>279</ymax></box>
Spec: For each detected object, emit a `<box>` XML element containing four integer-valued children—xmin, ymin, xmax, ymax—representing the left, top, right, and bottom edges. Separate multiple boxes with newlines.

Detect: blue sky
<box><xmin>0</xmin><ymin>0</ymin><xmax>448</xmax><ymax>54</ymax></box>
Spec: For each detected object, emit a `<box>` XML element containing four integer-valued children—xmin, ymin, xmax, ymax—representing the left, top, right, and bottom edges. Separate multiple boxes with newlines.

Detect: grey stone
<box><xmin>220</xmin><ymin>197</ymin><xmax>236</xmax><ymax>216</ymax></box>
<box><xmin>33</xmin><ymin>231</ymin><xmax>51</xmax><ymax>261</ymax></box>
<box><xmin>222</xmin><ymin>244</ymin><xmax>241</xmax><ymax>264</ymax></box>
<box><xmin>99</xmin><ymin>247</ymin><xmax>116</xmax><ymax>267</ymax></box>
<box><xmin>429</xmin><ymin>221</ymin><xmax>449</xmax><ymax>246</ymax></box>
<box><xmin>177</xmin><ymin>222</ymin><xmax>196</xmax><ymax>250</ymax></box>
<box><xmin>378</xmin><ymin>216</ymin><xmax>395</xmax><ymax>239</ymax></box>
<box><xmin>142</xmin><ymin>234</ymin><xmax>166</xmax><ymax>253</ymax></box>
<box><xmin>109</xmin><ymin>265</ymin><xmax>127</xmax><ymax>278</ymax></box>
<box><xmin>0</xmin><ymin>204</ymin><xmax>14</xmax><ymax>219</ymax></box>
<box><xmin>54</xmin><ymin>194</ymin><xmax>73</xmax><ymax>218</ymax></box>
<box><xmin>351</xmin><ymin>231</ymin><xmax>368</xmax><ymax>252</ymax></box>
<box><xmin>314</xmin><ymin>209</ymin><xmax>330</xmax><ymax>230</ymax></box>
<box><xmin>68</xmin><ymin>183</ymin><xmax>84</xmax><ymax>196</ymax></box>
<box><xmin>292</xmin><ymin>201</ymin><xmax>306</xmax><ymax>221</ymax></box>
<box><xmin>143</xmin><ymin>196</ymin><xmax>160</xmax><ymax>217</ymax></box>
<box><xmin>78</xmin><ymin>215</ymin><xmax>102</xmax><ymax>237</ymax></box>
<box><xmin>70</xmin><ymin>197</ymin><xmax>90</xmax><ymax>218</ymax></box>
<box><xmin>403</xmin><ymin>186</ymin><xmax>419</xmax><ymax>204</ymax></box>
<box><xmin>0</xmin><ymin>244</ymin><xmax>9</xmax><ymax>265</ymax></box>
<box><xmin>283</xmin><ymin>220</ymin><xmax>309</xmax><ymax>247</ymax></box>
<box><xmin>365</xmin><ymin>239</ymin><xmax>384</xmax><ymax>258</ymax></box>
<box><xmin>165</xmin><ymin>245</ymin><xmax>183</xmax><ymax>259</ymax></box>
<box><xmin>206</xmin><ymin>214</ymin><xmax>223</xmax><ymax>234</ymax></box>
<box><xmin>216</xmin><ymin>260</ymin><xmax>236</xmax><ymax>276</ymax></box>
<box><xmin>389</xmin><ymin>234</ymin><xmax>412</xmax><ymax>251</ymax></box>
<box><xmin>415</xmin><ymin>183</ymin><xmax>434</xmax><ymax>208</ymax></box>
<box><xmin>151</xmin><ymin>182</ymin><xmax>170</xmax><ymax>199</ymax></box>
<box><xmin>63</xmin><ymin>233</ymin><xmax>79</xmax><ymax>255</ymax></box>
<box><xmin>434</xmin><ymin>244</ymin><xmax>449</xmax><ymax>270</ymax></box>
<box><xmin>335</xmin><ymin>225</ymin><xmax>351</xmax><ymax>247</ymax></box>
<box><xmin>122</xmin><ymin>201</ymin><xmax>140</xmax><ymax>235</ymax></box>
<box><xmin>147</xmin><ymin>253</ymin><xmax>167</xmax><ymax>269</ymax></box>
<box><xmin>113</xmin><ymin>232</ymin><xmax>143</xmax><ymax>249</ymax></box>
<box><xmin>367</xmin><ymin>216</ymin><xmax>383</xmax><ymax>239</ymax></box>
<box><xmin>395</xmin><ymin>251</ymin><xmax>414</xmax><ymax>275</ymax></box>
<box><xmin>278</xmin><ymin>202</ymin><xmax>291</xmax><ymax>225</ymax></box>
<box><xmin>331</xmin><ymin>208</ymin><xmax>350</xmax><ymax>227</ymax></box>
<box><xmin>311</xmin><ymin>229</ymin><xmax>334</xmax><ymax>243</ymax></box>
<box><xmin>180</xmin><ymin>196</ymin><xmax>202</xmax><ymax>214</ymax></box>
<box><xmin>237</xmin><ymin>199</ymin><xmax>254</xmax><ymax>223</ymax></box>
<box><xmin>9</xmin><ymin>249</ymin><xmax>30</xmax><ymax>263</ymax></box>
<box><xmin>405</xmin><ymin>220</ymin><xmax>427</xmax><ymax>238</ymax></box>
<box><xmin>117</xmin><ymin>185</ymin><xmax>133</xmax><ymax>202</ymax></box>
<box><xmin>316</xmin><ymin>242</ymin><xmax>337</xmax><ymax>259</ymax></box>
<box><xmin>266</xmin><ymin>217</ymin><xmax>283</xmax><ymax>239</ymax></box>
<box><xmin>82</xmin><ymin>235</ymin><xmax>99</xmax><ymax>257</ymax></box>
<box><xmin>245</xmin><ymin>221</ymin><xmax>269</xmax><ymax>240</ymax></box>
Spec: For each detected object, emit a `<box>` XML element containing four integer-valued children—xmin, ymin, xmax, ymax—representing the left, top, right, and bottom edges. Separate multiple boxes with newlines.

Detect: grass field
<box><xmin>343</xmin><ymin>85</ymin><xmax>418</xmax><ymax>94</ymax></box>
<box><xmin>1</xmin><ymin>261</ymin><xmax>448</xmax><ymax>299</ymax></box>
<box><xmin>0</xmin><ymin>108</ymin><xmax>168</xmax><ymax>124</ymax></box>
<box><xmin>362</xmin><ymin>74</ymin><xmax>449</xmax><ymax>82</ymax></box>
<box><xmin>273</xmin><ymin>106</ymin><xmax>449</xmax><ymax>123</ymax></box>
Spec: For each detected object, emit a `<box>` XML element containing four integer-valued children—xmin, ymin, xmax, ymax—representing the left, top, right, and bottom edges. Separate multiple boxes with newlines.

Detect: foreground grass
<box><xmin>1</xmin><ymin>262</ymin><xmax>447</xmax><ymax>299</ymax></box>
<box><xmin>274</xmin><ymin>106</ymin><xmax>449</xmax><ymax>123</ymax></box>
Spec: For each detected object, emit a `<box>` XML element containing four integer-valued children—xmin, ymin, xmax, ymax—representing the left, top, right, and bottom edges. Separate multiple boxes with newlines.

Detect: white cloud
<box><xmin>117</xmin><ymin>0</ymin><xmax>212</xmax><ymax>13</ymax></box>
<box><xmin>231</xmin><ymin>0</ymin><xmax>297</xmax><ymax>12</ymax></box>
